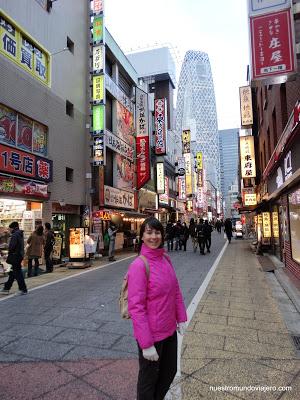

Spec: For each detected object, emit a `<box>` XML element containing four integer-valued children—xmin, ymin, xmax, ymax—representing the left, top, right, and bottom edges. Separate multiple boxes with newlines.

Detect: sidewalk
<box><xmin>0</xmin><ymin>250</ymin><xmax>135</xmax><ymax>297</ymax></box>
<box><xmin>175</xmin><ymin>239</ymin><xmax>300</xmax><ymax>400</ymax></box>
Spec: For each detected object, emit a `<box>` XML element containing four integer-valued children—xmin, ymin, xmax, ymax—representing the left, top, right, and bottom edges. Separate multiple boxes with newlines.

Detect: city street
<box><xmin>0</xmin><ymin>232</ymin><xmax>226</xmax><ymax>400</ymax></box>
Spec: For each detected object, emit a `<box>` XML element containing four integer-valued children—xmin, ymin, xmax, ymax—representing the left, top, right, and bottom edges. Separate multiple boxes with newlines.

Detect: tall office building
<box><xmin>175</xmin><ymin>50</ymin><xmax>220</xmax><ymax>189</ymax></box>
<box><xmin>219</xmin><ymin>128</ymin><xmax>240</xmax><ymax>217</ymax></box>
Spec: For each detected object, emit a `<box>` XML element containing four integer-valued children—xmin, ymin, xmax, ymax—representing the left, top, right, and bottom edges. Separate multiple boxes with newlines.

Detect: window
<box><xmin>118</xmin><ymin>71</ymin><xmax>131</xmax><ymax>97</ymax></box>
<box><xmin>66</xmin><ymin>167</ymin><xmax>73</xmax><ymax>182</ymax></box>
<box><xmin>66</xmin><ymin>100</ymin><xmax>74</xmax><ymax>117</ymax></box>
<box><xmin>67</xmin><ymin>36</ymin><xmax>74</xmax><ymax>54</ymax></box>
<box><xmin>289</xmin><ymin>188</ymin><xmax>300</xmax><ymax>264</ymax></box>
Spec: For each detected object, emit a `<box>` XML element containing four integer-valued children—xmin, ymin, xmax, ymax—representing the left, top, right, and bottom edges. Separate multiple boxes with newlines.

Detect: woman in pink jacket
<box><xmin>127</xmin><ymin>217</ymin><xmax>187</xmax><ymax>400</ymax></box>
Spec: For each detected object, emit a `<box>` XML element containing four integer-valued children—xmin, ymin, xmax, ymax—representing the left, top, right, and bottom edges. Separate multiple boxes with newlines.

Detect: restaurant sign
<box><xmin>104</xmin><ymin>185</ymin><xmax>134</xmax><ymax>209</ymax></box>
<box><xmin>240</xmin><ymin>135</ymin><xmax>256</xmax><ymax>178</ymax></box>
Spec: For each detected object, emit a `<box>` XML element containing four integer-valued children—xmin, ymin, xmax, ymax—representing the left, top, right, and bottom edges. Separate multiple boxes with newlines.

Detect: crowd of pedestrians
<box><xmin>164</xmin><ymin>217</ymin><xmax>228</xmax><ymax>255</ymax></box>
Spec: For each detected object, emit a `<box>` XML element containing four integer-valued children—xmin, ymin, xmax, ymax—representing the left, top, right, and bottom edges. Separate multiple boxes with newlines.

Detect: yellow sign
<box><xmin>0</xmin><ymin>11</ymin><xmax>50</xmax><ymax>86</ymax></box>
<box><xmin>240</xmin><ymin>135</ymin><xmax>256</xmax><ymax>178</ymax></box>
<box><xmin>93</xmin><ymin>75</ymin><xmax>104</xmax><ymax>102</ymax></box>
<box><xmin>239</xmin><ymin>86</ymin><xmax>253</xmax><ymax>127</ymax></box>
<box><xmin>184</xmin><ymin>153</ymin><xmax>193</xmax><ymax>195</ymax></box>
<box><xmin>187</xmin><ymin>200</ymin><xmax>193</xmax><ymax>212</ymax></box>
<box><xmin>244</xmin><ymin>193</ymin><xmax>257</xmax><ymax>206</ymax></box>
<box><xmin>196</xmin><ymin>152</ymin><xmax>203</xmax><ymax>170</ymax></box>
<box><xmin>258</xmin><ymin>214</ymin><xmax>262</xmax><ymax>225</ymax></box>
<box><xmin>262</xmin><ymin>212</ymin><xmax>271</xmax><ymax>238</ymax></box>
<box><xmin>272</xmin><ymin>211</ymin><xmax>279</xmax><ymax>238</ymax></box>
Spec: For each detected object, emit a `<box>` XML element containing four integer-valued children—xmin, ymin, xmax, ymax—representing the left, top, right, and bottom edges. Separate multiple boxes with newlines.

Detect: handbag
<box><xmin>6</xmin><ymin>253</ymin><xmax>18</xmax><ymax>265</ymax></box>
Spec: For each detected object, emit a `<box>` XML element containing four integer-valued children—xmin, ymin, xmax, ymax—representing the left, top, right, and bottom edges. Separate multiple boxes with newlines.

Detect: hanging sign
<box><xmin>154</xmin><ymin>98</ymin><xmax>167</xmax><ymax>155</ymax></box>
<box><xmin>136</xmin><ymin>136</ymin><xmax>150</xmax><ymax>189</ymax></box>
<box><xmin>239</xmin><ymin>86</ymin><xmax>253</xmax><ymax>126</ymax></box>
<box><xmin>93</xmin><ymin>46</ymin><xmax>104</xmax><ymax>72</ymax></box>
<box><xmin>92</xmin><ymin>105</ymin><xmax>104</xmax><ymax>133</ymax></box>
<box><xmin>93</xmin><ymin>16</ymin><xmax>104</xmax><ymax>43</ymax></box>
<box><xmin>272</xmin><ymin>211</ymin><xmax>279</xmax><ymax>238</ymax></box>
<box><xmin>159</xmin><ymin>177</ymin><xmax>169</xmax><ymax>204</ymax></box>
<box><xmin>244</xmin><ymin>193</ymin><xmax>257</xmax><ymax>206</ymax></box>
<box><xmin>178</xmin><ymin>176</ymin><xmax>186</xmax><ymax>200</ymax></box>
<box><xmin>262</xmin><ymin>212</ymin><xmax>272</xmax><ymax>238</ymax></box>
<box><xmin>240</xmin><ymin>135</ymin><xmax>256</xmax><ymax>178</ymax></box>
<box><xmin>156</xmin><ymin>162</ymin><xmax>165</xmax><ymax>194</ymax></box>
<box><xmin>196</xmin><ymin>152</ymin><xmax>203</xmax><ymax>170</ymax></box>
<box><xmin>92</xmin><ymin>75</ymin><xmax>104</xmax><ymax>103</ymax></box>
<box><xmin>93</xmin><ymin>136</ymin><xmax>104</xmax><ymax>165</ymax></box>
<box><xmin>182</xmin><ymin>130</ymin><xmax>191</xmax><ymax>154</ymax></box>
<box><xmin>104</xmin><ymin>185</ymin><xmax>134</xmax><ymax>209</ymax></box>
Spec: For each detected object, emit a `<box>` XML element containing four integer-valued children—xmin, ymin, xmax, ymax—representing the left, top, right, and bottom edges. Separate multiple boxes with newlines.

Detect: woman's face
<box><xmin>142</xmin><ymin>224</ymin><xmax>162</xmax><ymax>249</ymax></box>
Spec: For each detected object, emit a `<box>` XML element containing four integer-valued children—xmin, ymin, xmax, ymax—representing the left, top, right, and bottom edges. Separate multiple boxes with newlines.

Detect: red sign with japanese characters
<box><xmin>0</xmin><ymin>175</ymin><xmax>49</xmax><ymax>198</ymax></box>
<box><xmin>250</xmin><ymin>9</ymin><xmax>295</xmax><ymax>80</ymax></box>
<box><xmin>136</xmin><ymin>136</ymin><xmax>150</xmax><ymax>189</ymax></box>
<box><xmin>0</xmin><ymin>144</ymin><xmax>52</xmax><ymax>182</ymax></box>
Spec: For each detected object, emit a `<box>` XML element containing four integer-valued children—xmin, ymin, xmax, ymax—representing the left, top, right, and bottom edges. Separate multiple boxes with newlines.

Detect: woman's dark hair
<box><xmin>36</xmin><ymin>225</ymin><xmax>44</xmax><ymax>236</ymax></box>
<box><xmin>138</xmin><ymin>217</ymin><xmax>164</xmax><ymax>253</ymax></box>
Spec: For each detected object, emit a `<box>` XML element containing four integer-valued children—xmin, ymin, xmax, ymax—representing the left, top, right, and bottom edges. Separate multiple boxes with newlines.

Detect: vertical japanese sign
<box><xmin>240</xmin><ymin>135</ymin><xmax>256</xmax><ymax>178</ymax></box>
<box><xmin>239</xmin><ymin>86</ymin><xmax>253</xmax><ymax>126</ymax></box>
<box><xmin>93</xmin><ymin>75</ymin><xmax>104</xmax><ymax>103</ymax></box>
<box><xmin>93</xmin><ymin>46</ymin><xmax>103</xmax><ymax>72</ymax></box>
<box><xmin>136</xmin><ymin>87</ymin><xmax>150</xmax><ymax>189</ymax></box>
<box><xmin>159</xmin><ymin>177</ymin><xmax>169</xmax><ymax>204</ymax></box>
<box><xmin>196</xmin><ymin>152</ymin><xmax>203</xmax><ymax>170</ymax></box>
<box><xmin>154</xmin><ymin>98</ymin><xmax>167</xmax><ymax>155</ymax></box>
<box><xmin>184</xmin><ymin>153</ymin><xmax>193</xmax><ymax>196</ymax></box>
<box><xmin>182</xmin><ymin>130</ymin><xmax>191</xmax><ymax>154</ymax></box>
<box><xmin>178</xmin><ymin>176</ymin><xmax>186</xmax><ymax>200</ymax></box>
<box><xmin>93</xmin><ymin>16</ymin><xmax>104</xmax><ymax>43</ymax></box>
<box><xmin>249</xmin><ymin>9</ymin><xmax>295</xmax><ymax>80</ymax></box>
<box><xmin>156</xmin><ymin>162</ymin><xmax>165</xmax><ymax>194</ymax></box>
<box><xmin>93</xmin><ymin>0</ymin><xmax>104</xmax><ymax>14</ymax></box>
<box><xmin>272</xmin><ymin>211</ymin><xmax>279</xmax><ymax>237</ymax></box>
<box><xmin>92</xmin><ymin>105</ymin><xmax>104</xmax><ymax>133</ymax></box>
<box><xmin>262</xmin><ymin>211</ymin><xmax>272</xmax><ymax>238</ymax></box>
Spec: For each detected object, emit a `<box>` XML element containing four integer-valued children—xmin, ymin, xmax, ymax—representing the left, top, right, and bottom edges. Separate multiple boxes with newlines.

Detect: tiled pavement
<box><xmin>1</xmin><ymin>239</ymin><xmax>300</xmax><ymax>399</ymax></box>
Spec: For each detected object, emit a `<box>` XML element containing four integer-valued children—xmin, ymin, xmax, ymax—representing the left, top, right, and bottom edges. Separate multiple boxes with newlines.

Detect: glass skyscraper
<box><xmin>175</xmin><ymin>50</ymin><xmax>220</xmax><ymax>190</ymax></box>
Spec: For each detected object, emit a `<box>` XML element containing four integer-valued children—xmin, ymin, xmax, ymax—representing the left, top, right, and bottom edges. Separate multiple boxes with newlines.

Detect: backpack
<box><xmin>119</xmin><ymin>253</ymin><xmax>172</xmax><ymax>319</ymax></box>
<box><xmin>119</xmin><ymin>255</ymin><xmax>149</xmax><ymax>319</ymax></box>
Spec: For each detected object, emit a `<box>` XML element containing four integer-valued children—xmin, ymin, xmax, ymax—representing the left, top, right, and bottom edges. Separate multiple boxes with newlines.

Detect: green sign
<box><xmin>93</xmin><ymin>16</ymin><xmax>103</xmax><ymax>43</ymax></box>
<box><xmin>93</xmin><ymin>105</ymin><xmax>104</xmax><ymax>132</ymax></box>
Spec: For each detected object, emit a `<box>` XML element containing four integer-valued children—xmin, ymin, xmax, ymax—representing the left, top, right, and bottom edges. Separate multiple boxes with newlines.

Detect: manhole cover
<box><xmin>291</xmin><ymin>335</ymin><xmax>300</xmax><ymax>350</ymax></box>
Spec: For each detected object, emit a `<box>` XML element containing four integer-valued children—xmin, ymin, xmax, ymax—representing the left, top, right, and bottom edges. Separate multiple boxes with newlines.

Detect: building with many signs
<box><xmin>0</xmin><ymin>0</ymin><xmax>89</xmax><ymax>257</ymax></box>
<box><xmin>243</xmin><ymin>0</ymin><xmax>300</xmax><ymax>281</ymax></box>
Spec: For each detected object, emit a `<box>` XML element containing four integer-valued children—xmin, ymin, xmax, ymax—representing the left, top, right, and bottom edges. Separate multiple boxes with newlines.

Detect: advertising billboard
<box><xmin>155</xmin><ymin>98</ymin><xmax>167</xmax><ymax>155</ymax></box>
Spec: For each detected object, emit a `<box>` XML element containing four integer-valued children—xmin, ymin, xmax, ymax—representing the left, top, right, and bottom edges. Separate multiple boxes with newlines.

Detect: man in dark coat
<box><xmin>0</xmin><ymin>221</ymin><xmax>27</xmax><ymax>295</ymax></box>
<box><xmin>204</xmin><ymin>220</ymin><xmax>213</xmax><ymax>253</ymax></box>
<box><xmin>44</xmin><ymin>222</ymin><xmax>55</xmax><ymax>273</ymax></box>
<box><xmin>196</xmin><ymin>218</ymin><xmax>206</xmax><ymax>255</ymax></box>
<box><xmin>165</xmin><ymin>221</ymin><xmax>174</xmax><ymax>252</ymax></box>
<box><xmin>224</xmin><ymin>218</ymin><xmax>233</xmax><ymax>243</ymax></box>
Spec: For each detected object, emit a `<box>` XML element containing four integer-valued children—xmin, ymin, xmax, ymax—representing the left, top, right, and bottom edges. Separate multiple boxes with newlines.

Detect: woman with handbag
<box><xmin>27</xmin><ymin>225</ymin><xmax>44</xmax><ymax>277</ymax></box>
<box><xmin>127</xmin><ymin>217</ymin><xmax>187</xmax><ymax>400</ymax></box>
<box><xmin>0</xmin><ymin>221</ymin><xmax>27</xmax><ymax>295</ymax></box>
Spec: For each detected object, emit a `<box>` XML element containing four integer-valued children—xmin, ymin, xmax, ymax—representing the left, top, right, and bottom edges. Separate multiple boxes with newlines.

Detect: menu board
<box><xmin>69</xmin><ymin>228</ymin><xmax>85</xmax><ymax>258</ymax></box>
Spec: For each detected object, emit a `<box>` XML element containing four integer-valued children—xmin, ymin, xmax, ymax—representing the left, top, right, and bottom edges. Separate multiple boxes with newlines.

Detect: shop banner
<box><xmin>182</xmin><ymin>130</ymin><xmax>191</xmax><ymax>154</ymax></box>
<box><xmin>0</xmin><ymin>175</ymin><xmax>48</xmax><ymax>198</ymax></box>
<box><xmin>159</xmin><ymin>176</ymin><xmax>169</xmax><ymax>204</ymax></box>
<box><xmin>105</xmin><ymin>130</ymin><xmax>133</xmax><ymax>161</ymax></box>
<box><xmin>248</xmin><ymin>0</ymin><xmax>291</xmax><ymax>17</ymax></box>
<box><xmin>0</xmin><ymin>12</ymin><xmax>50</xmax><ymax>85</ymax></box>
<box><xmin>136</xmin><ymin>87</ymin><xmax>149</xmax><ymax>138</ymax></box>
<box><xmin>105</xmin><ymin>75</ymin><xmax>133</xmax><ymax>113</ymax></box>
<box><xmin>104</xmin><ymin>185</ymin><xmax>134</xmax><ymax>209</ymax></box>
<box><xmin>93</xmin><ymin>136</ymin><xmax>105</xmax><ymax>166</ymax></box>
<box><xmin>92</xmin><ymin>105</ymin><xmax>104</xmax><ymax>134</ymax></box>
<box><xmin>93</xmin><ymin>75</ymin><xmax>104</xmax><ymax>103</ymax></box>
<box><xmin>272</xmin><ymin>211</ymin><xmax>279</xmax><ymax>237</ymax></box>
<box><xmin>250</xmin><ymin>9</ymin><xmax>295</xmax><ymax>80</ymax></box>
<box><xmin>92</xmin><ymin>210</ymin><xmax>111</xmax><ymax>221</ymax></box>
<box><xmin>154</xmin><ymin>98</ymin><xmax>167</xmax><ymax>155</ymax></box>
<box><xmin>136</xmin><ymin>136</ymin><xmax>150</xmax><ymax>189</ymax></box>
<box><xmin>197</xmin><ymin>169</ymin><xmax>203</xmax><ymax>187</ymax></box>
<box><xmin>184</xmin><ymin>153</ymin><xmax>193</xmax><ymax>195</ymax></box>
<box><xmin>114</xmin><ymin>154</ymin><xmax>134</xmax><ymax>190</ymax></box>
<box><xmin>93</xmin><ymin>45</ymin><xmax>104</xmax><ymax>72</ymax></box>
<box><xmin>239</xmin><ymin>86</ymin><xmax>253</xmax><ymax>126</ymax></box>
<box><xmin>0</xmin><ymin>143</ymin><xmax>52</xmax><ymax>182</ymax></box>
<box><xmin>196</xmin><ymin>152</ymin><xmax>203</xmax><ymax>170</ymax></box>
<box><xmin>116</xmin><ymin>101</ymin><xmax>134</xmax><ymax>146</ymax></box>
<box><xmin>240</xmin><ymin>135</ymin><xmax>256</xmax><ymax>178</ymax></box>
<box><xmin>177</xmin><ymin>157</ymin><xmax>186</xmax><ymax>176</ymax></box>
<box><xmin>244</xmin><ymin>193</ymin><xmax>257</xmax><ymax>206</ymax></box>
<box><xmin>156</xmin><ymin>162</ymin><xmax>165</xmax><ymax>194</ymax></box>
<box><xmin>178</xmin><ymin>175</ymin><xmax>186</xmax><ymax>200</ymax></box>
<box><xmin>93</xmin><ymin>16</ymin><xmax>104</xmax><ymax>43</ymax></box>
<box><xmin>92</xmin><ymin>0</ymin><xmax>104</xmax><ymax>15</ymax></box>
<box><xmin>262</xmin><ymin>211</ymin><xmax>272</xmax><ymax>238</ymax></box>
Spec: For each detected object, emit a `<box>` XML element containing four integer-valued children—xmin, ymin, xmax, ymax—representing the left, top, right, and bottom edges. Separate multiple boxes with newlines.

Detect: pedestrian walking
<box><xmin>108</xmin><ymin>221</ymin><xmax>118</xmax><ymax>261</ymax></box>
<box><xmin>44</xmin><ymin>222</ymin><xmax>55</xmax><ymax>273</ymax></box>
<box><xmin>204</xmin><ymin>220</ymin><xmax>213</xmax><ymax>253</ymax></box>
<box><xmin>224</xmin><ymin>218</ymin><xmax>233</xmax><ymax>243</ymax></box>
<box><xmin>127</xmin><ymin>217</ymin><xmax>187</xmax><ymax>400</ymax></box>
<box><xmin>181</xmin><ymin>222</ymin><xmax>189</xmax><ymax>251</ymax></box>
<box><xmin>0</xmin><ymin>221</ymin><xmax>27</xmax><ymax>295</ymax></box>
<box><xmin>27</xmin><ymin>225</ymin><xmax>44</xmax><ymax>277</ymax></box>
<box><xmin>174</xmin><ymin>221</ymin><xmax>183</xmax><ymax>251</ymax></box>
<box><xmin>165</xmin><ymin>221</ymin><xmax>174</xmax><ymax>252</ymax></box>
<box><xmin>215</xmin><ymin>219</ymin><xmax>222</xmax><ymax>233</ymax></box>
<box><xmin>196</xmin><ymin>218</ymin><xmax>206</xmax><ymax>255</ymax></box>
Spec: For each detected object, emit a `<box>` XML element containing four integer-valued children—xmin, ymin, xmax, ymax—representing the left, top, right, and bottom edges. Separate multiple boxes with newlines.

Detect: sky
<box><xmin>105</xmin><ymin>0</ymin><xmax>250</xmax><ymax>131</ymax></box>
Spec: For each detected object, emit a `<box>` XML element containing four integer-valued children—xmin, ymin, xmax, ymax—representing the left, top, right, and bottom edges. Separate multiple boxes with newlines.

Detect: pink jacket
<box><xmin>127</xmin><ymin>244</ymin><xmax>187</xmax><ymax>349</ymax></box>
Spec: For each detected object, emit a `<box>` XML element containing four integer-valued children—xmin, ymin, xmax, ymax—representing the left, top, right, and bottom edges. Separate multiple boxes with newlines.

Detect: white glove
<box><xmin>142</xmin><ymin>346</ymin><xmax>159</xmax><ymax>361</ymax></box>
<box><xmin>177</xmin><ymin>322</ymin><xmax>187</xmax><ymax>336</ymax></box>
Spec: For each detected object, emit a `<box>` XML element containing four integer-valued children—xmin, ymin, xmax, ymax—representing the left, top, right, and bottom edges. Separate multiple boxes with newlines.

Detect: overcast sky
<box><xmin>105</xmin><ymin>0</ymin><xmax>250</xmax><ymax>131</ymax></box>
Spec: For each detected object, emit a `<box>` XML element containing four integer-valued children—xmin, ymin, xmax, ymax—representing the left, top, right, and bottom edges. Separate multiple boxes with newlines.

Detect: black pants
<box><xmin>167</xmin><ymin>238</ymin><xmax>173</xmax><ymax>251</ymax></box>
<box><xmin>182</xmin><ymin>239</ymin><xmax>187</xmax><ymax>251</ymax></box>
<box><xmin>4</xmin><ymin>262</ymin><xmax>27</xmax><ymax>292</ymax></box>
<box><xmin>198</xmin><ymin>238</ymin><xmax>205</xmax><ymax>254</ymax></box>
<box><xmin>205</xmin><ymin>237</ymin><xmax>211</xmax><ymax>252</ymax></box>
<box><xmin>137</xmin><ymin>331</ymin><xmax>177</xmax><ymax>400</ymax></box>
<box><xmin>44</xmin><ymin>250</ymin><xmax>53</xmax><ymax>272</ymax></box>
<box><xmin>28</xmin><ymin>258</ymin><xmax>39</xmax><ymax>277</ymax></box>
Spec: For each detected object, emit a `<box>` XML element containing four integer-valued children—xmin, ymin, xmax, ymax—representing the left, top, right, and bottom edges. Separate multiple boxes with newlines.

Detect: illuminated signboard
<box><xmin>272</xmin><ymin>211</ymin><xmax>279</xmax><ymax>238</ymax></box>
<box><xmin>240</xmin><ymin>135</ymin><xmax>256</xmax><ymax>178</ymax></box>
<box><xmin>262</xmin><ymin>212</ymin><xmax>271</xmax><ymax>238</ymax></box>
<box><xmin>156</xmin><ymin>162</ymin><xmax>165</xmax><ymax>194</ymax></box>
<box><xmin>240</xmin><ymin>86</ymin><xmax>253</xmax><ymax>126</ymax></box>
<box><xmin>244</xmin><ymin>193</ymin><xmax>257</xmax><ymax>206</ymax></box>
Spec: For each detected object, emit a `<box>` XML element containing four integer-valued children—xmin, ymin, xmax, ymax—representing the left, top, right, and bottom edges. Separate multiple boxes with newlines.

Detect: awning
<box><xmin>111</xmin><ymin>209</ymin><xmax>148</xmax><ymax>218</ymax></box>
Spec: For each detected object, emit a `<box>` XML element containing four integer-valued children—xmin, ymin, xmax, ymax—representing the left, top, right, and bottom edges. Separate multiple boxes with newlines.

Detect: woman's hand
<box><xmin>177</xmin><ymin>322</ymin><xmax>187</xmax><ymax>335</ymax></box>
<box><xmin>142</xmin><ymin>346</ymin><xmax>159</xmax><ymax>361</ymax></box>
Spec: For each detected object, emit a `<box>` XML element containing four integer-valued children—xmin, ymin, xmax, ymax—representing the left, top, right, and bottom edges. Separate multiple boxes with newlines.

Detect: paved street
<box><xmin>0</xmin><ymin>232</ymin><xmax>226</xmax><ymax>400</ymax></box>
